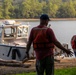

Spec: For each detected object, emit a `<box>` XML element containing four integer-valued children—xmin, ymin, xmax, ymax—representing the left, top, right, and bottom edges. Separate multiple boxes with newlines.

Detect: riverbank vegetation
<box><xmin>11</xmin><ymin>67</ymin><xmax>76</xmax><ymax>75</ymax></box>
<box><xmin>0</xmin><ymin>0</ymin><xmax>76</xmax><ymax>19</ymax></box>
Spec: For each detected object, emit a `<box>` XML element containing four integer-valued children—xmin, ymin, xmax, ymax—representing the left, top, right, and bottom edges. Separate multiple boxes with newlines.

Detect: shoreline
<box><xmin>0</xmin><ymin>58</ymin><xmax>76</xmax><ymax>75</ymax></box>
<box><xmin>0</xmin><ymin>18</ymin><xmax>76</xmax><ymax>21</ymax></box>
<box><xmin>50</xmin><ymin>18</ymin><xmax>76</xmax><ymax>21</ymax></box>
<box><xmin>10</xmin><ymin>18</ymin><xmax>76</xmax><ymax>21</ymax></box>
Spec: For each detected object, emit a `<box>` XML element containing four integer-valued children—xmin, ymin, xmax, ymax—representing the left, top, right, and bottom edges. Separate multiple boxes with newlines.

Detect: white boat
<box><xmin>0</xmin><ymin>20</ymin><xmax>32</xmax><ymax>61</ymax></box>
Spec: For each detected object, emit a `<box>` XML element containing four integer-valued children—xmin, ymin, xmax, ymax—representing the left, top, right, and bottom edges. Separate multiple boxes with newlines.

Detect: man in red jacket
<box><xmin>23</xmin><ymin>14</ymin><xmax>73</xmax><ymax>75</ymax></box>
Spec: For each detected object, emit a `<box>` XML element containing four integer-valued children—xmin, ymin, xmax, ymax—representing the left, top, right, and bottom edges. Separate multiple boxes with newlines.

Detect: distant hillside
<box><xmin>0</xmin><ymin>0</ymin><xmax>76</xmax><ymax>19</ymax></box>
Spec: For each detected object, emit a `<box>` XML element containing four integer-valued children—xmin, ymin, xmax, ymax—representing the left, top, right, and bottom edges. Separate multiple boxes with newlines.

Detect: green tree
<box><xmin>0</xmin><ymin>6</ymin><xmax>3</xmax><ymax>19</ymax></box>
<box><xmin>40</xmin><ymin>1</ymin><xmax>47</xmax><ymax>14</ymax></box>
<box><xmin>28</xmin><ymin>0</ymin><xmax>42</xmax><ymax>18</ymax></box>
<box><xmin>57</xmin><ymin>1</ymin><xmax>75</xmax><ymax>18</ymax></box>
<box><xmin>50</xmin><ymin>0</ymin><xmax>62</xmax><ymax>5</ymax></box>
<box><xmin>3</xmin><ymin>0</ymin><xmax>13</xmax><ymax>19</ymax></box>
<box><xmin>73</xmin><ymin>1</ymin><xmax>76</xmax><ymax>17</ymax></box>
<box><xmin>1</xmin><ymin>0</ymin><xmax>76</xmax><ymax>18</ymax></box>
<box><xmin>42</xmin><ymin>0</ymin><xmax>59</xmax><ymax>18</ymax></box>
<box><xmin>14</xmin><ymin>3</ymin><xmax>22</xmax><ymax>18</ymax></box>
<box><xmin>21</xmin><ymin>0</ymin><xmax>42</xmax><ymax>18</ymax></box>
<box><xmin>21</xmin><ymin>0</ymin><xmax>31</xmax><ymax>18</ymax></box>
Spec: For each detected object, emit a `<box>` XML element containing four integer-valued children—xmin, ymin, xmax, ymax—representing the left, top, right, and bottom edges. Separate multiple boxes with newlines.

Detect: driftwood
<box><xmin>22</xmin><ymin>57</ymin><xmax>37</xmax><ymax>64</ymax></box>
<box><xmin>0</xmin><ymin>59</ymin><xmax>31</xmax><ymax>68</ymax></box>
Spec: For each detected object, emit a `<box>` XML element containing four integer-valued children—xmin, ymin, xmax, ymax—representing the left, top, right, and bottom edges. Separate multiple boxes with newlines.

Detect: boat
<box><xmin>0</xmin><ymin>20</ymin><xmax>33</xmax><ymax>61</ymax></box>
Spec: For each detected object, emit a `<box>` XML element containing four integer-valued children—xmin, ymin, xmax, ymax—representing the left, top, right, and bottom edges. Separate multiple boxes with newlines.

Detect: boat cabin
<box><xmin>0</xmin><ymin>24</ymin><xmax>29</xmax><ymax>46</ymax></box>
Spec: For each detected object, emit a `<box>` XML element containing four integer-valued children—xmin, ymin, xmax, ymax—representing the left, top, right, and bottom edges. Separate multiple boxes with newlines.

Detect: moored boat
<box><xmin>0</xmin><ymin>20</ymin><xmax>33</xmax><ymax>61</ymax></box>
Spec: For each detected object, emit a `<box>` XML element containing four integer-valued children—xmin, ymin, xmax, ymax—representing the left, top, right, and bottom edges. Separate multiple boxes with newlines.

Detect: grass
<box><xmin>13</xmin><ymin>73</ymin><xmax>35</xmax><ymax>75</ymax></box>
<box><xmin>9</xmin><ymin>67</ymin><xmax>76</xmax><ymax>75</ymax></box>
<box><xmin>55</xmin><ymin>67</ymin><xmax>76</xmax><ymax>75</ymax></box>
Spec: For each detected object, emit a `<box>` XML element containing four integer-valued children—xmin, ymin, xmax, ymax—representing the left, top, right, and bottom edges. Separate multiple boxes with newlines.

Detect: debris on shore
<box><xmin>0</xmin><ymin>58</ymin><xmax>76</xmax><ymax>75</ymax></box>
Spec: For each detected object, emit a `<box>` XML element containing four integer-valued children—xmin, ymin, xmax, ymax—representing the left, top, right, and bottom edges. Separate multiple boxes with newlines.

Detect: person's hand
<box><xmin>65</xmin><ymin>49</ymin><xmax>73</xmax><ymax>56</ymax></box>
<box><xmin>22</xmin><ymin>52</ymin><xmax>29</xmax><ymax>63</ymax></box>
<box><xmin>26</xmin><ymin>52</ymin><xmax>29</xmax><ymax>59</ymax></box>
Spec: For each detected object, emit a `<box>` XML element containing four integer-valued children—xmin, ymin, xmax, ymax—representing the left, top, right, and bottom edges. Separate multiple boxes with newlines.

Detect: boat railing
<box><xmin>17</xmin><ymin>26</ymin><xmax>28</xmax><ymax>38</ymax></box>
<box><xmin>0</xmin><ymin>24</ymin><xmax>29</xmax><ymax>44</ymax></box>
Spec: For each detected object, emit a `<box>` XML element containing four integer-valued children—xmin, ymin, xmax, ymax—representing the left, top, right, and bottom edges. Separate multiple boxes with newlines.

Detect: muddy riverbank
<box><xmin>0</xmin><ymin>58</ymin><xmax>76</xmax><ymax>75</ymax></box>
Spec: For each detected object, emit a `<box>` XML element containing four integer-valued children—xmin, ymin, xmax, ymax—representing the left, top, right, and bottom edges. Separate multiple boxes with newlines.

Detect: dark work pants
<box><xmin>36</xmin><ymin>55</ymin><xmax>54</xmax><ymax>75</ymax></box>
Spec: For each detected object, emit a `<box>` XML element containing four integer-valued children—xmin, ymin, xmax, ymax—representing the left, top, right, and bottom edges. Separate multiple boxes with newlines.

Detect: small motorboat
<box><xmin>0</xmin><ymin>20</ymin><xmax>33</xmax><ymax>61</ymax></box>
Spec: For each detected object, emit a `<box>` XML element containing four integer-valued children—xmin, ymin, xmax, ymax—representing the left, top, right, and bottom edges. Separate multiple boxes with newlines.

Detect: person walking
<box><xmin>23</xmin><ymin>14</ymin><xmax>73</xmax><ymax>75</ymax></box>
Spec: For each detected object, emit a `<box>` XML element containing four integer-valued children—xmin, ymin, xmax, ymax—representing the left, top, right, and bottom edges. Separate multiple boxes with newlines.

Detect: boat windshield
<box><xmin>17</xmin><ymin>26</ymin><xmax>28</xmax><ymax>37</ymax></box>
<box><xmin>1</xmin><ymin>25</ymin><xmax>29</xmax><ymax>39</ymax></box>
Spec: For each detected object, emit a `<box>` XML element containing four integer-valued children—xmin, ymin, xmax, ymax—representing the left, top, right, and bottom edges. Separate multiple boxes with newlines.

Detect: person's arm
<box><xmin>47</xmin><ymin>28</ymin><xmax>73</xmax><ymax>56</ymax></box>
<box><xmin>22</xmin><ymin>28</ymin><xmax>34</xmax><ymax>63</ymax></box>
<box><xmin>22</xmin><ymin>40</ymin><xmax>32</xmax><ymax>63</ymax></box>
<box><xmin>26</xmin><ymin>40</ymin><xmax>32</xmax><ymax>58</ymax></box>
<box><xmin>26</xmin><ymin>28</ymin><xmax>34</xmax><ymax>58</ymax></box>
<box><xmin>53</xmin><ymin>41</ymin><xmax>72</xmax><ymax>55</ymax></box>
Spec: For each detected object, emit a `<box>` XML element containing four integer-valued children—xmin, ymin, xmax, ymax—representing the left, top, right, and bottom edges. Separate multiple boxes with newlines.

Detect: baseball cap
<box><xmin>40</xmin><ymin>14</ymin><xmax>50</xmax><ymax>21</ymax></box>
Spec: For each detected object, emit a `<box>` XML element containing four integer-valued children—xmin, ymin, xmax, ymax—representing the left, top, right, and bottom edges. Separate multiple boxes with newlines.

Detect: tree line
<box><xmin>0</xmin><ymin>0</ymin><xmax>76</xmax><ymax>19</ymax></box>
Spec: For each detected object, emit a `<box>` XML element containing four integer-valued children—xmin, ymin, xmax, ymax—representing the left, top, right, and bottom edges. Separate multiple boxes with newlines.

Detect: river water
<box><xmin>23</xmin><ymin>20</ymin><xmax>76</xmax><ymax>53</ymax></box>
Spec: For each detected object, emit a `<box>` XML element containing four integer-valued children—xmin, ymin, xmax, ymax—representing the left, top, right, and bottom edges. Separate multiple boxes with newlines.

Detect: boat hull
<box><xmin>0</xmin><ymin>44</ymin><xmax>34</xmax><ymax>61</ymax></box>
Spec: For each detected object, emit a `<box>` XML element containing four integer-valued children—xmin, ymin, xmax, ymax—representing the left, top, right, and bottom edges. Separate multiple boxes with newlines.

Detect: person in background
<box><xmin>71</xmin><ymin>35</ymin><xmax>76</xmax><ymax>57</ymax></box>
<box><xmin>23</xmin><ymin>14</ymin><xmax>73</xmax><ymax>75</ymax></box>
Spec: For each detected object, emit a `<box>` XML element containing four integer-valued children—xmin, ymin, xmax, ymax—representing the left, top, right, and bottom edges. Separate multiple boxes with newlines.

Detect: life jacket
<box><xmin>71</xmin><ymin>35</ymin><xmax>76</xmax><ymax>49</ymax></box>
<box><xmin>33</xmin><ymin>26</ymin><xmax>54</xmax><ymax>50</ymax></box>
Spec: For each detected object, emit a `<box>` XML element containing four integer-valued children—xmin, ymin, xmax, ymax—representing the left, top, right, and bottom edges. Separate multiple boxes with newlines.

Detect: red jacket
<box><xmin>29</xmin><ymin>25</ymin><xmax>57</xmax><ymax>60</ymax></box>
<box><xmin>32</xmin><ymin>26</ymin><xmax>54</xmax><ymax>50</ymax></box>
<box><xmin>71</xmin><ymin>35</ymin><xmax>76</xmax><ymax>49</ymax></box>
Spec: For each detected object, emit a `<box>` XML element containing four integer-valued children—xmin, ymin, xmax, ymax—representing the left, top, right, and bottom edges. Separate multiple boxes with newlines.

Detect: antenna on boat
<box><xmin>48</xmin><ymin>24</ymin><xmax>51</xmax><ymax>28</ymax></box>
